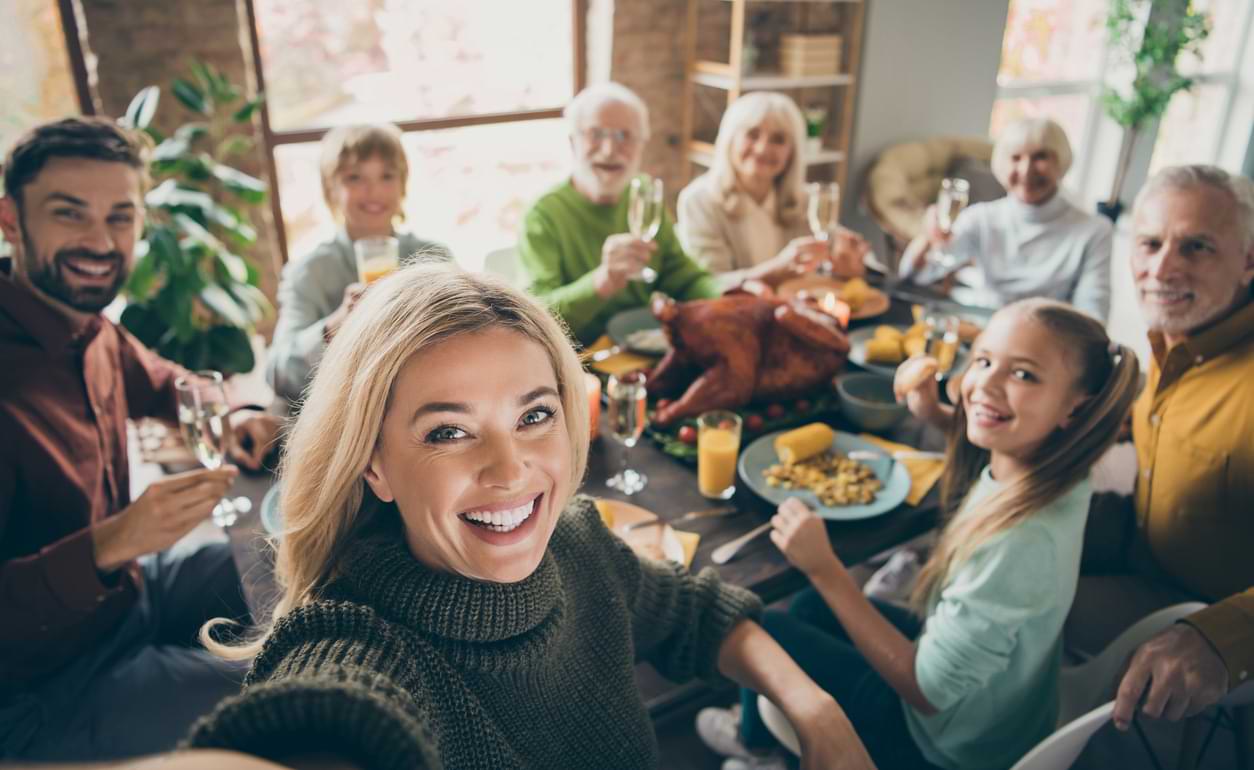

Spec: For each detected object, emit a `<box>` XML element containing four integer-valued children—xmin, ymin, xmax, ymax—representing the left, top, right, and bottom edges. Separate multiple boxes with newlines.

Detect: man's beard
<box><xmin>21</xmin><ymin>228</ymin><xmax>129</xmax><ymax>314</ymax></box>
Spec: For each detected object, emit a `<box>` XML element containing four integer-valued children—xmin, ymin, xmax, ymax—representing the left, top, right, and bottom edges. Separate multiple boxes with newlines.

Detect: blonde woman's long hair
<box><xmin>910</xmin><ymin>299</ymin><xmax>1140</xmax><ymax>611</ymax></box>
<box><xmin>203</xmin><ymin>265</ymin><xmax>590</xmax><ymax>659</ymax></box>
<box><xmin>709</xmin><ymin>92</ymin><xmax>808</xmax><ymax>227</ymax></box>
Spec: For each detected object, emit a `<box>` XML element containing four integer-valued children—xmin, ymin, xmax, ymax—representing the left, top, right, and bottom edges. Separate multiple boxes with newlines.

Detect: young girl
<box><xmin>698</xmin><ymin>298</ymin><xmax>1140</xmax><ymax>770</ymax></box>
<box><xmin>266</xmin><ymin>123</ymin><xmax>450</xmax><ymax>403</ymax></box>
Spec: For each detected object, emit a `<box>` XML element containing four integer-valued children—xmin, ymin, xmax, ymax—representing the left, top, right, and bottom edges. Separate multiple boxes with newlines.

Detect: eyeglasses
<box><xmin>578</xmin><ymin>126</ymin><xmax>641</xmax><ymax>147</ymax></box>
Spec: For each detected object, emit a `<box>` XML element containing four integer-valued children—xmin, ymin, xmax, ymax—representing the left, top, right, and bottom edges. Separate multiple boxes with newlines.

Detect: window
<box><xmin>247</xmin><ymin>0</ymin><xmax>584</xmax><ymax>270</ymax></box>
<box><xmin>0</xmin><ymin>0</ymin><xmax>82</xmax><ymax>161</ymax></box>
<box><xmin>1148</xmin><ymin>0</ymin><xmax>1254</xmax><ymax>174</ymax></box>
<box><xmin>991</xmin><ymin>0</ymin><xmax>1110</xmax><ymax>202</ymax></box>
<box><xmin>992</xmin><ymin>0</ymin><xmax>1254</xmax><ymax>206</ymax></box>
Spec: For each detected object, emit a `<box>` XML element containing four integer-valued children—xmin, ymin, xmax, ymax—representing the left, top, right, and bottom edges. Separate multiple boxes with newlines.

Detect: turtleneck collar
<box><xmin>338</xmin><ymin>535</ymin><xmax>565</xmax><ymax>646</ymax></box>
<box><xmin>1008</xmin><ymin>190</ymin><xmax>1070</xmax><ymax>225</ymax></box>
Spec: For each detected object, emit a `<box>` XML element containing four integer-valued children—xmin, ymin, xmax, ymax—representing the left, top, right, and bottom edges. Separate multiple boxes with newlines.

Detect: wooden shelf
<box><xmin>687</xmin><ymin>140</ymin><xmax>845</xmax><ymax>167</ymax></box>
<box><xmin>690</xmin><ymin>64</ymin><xmax>854</xmax><ymax>91</ymax></box>
<box><xmin>680</xmin><ymin>0</ymin><xmax>865</xmax><ymax>194</ymax></box>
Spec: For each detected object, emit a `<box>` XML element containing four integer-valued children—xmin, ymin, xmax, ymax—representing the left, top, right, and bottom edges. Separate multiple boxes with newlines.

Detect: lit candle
<box><xmin>584</xmin><ymin>372</ymin><xmax>602</xmax><ymax>440</ymax></box>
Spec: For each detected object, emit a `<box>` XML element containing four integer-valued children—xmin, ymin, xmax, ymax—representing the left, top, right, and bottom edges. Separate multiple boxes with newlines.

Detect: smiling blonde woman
<box><xmin>678</xmin><ymin>92</ymin><xmax>868</xmax><ymax>289</ymax></box>
<box><xmin>182</xmin><ymin>265</ymin><xmax>874</xmax><ymax>770</ymax></box>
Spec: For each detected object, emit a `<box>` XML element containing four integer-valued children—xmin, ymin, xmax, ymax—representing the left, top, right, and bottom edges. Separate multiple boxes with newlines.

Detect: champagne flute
<box><xmin>605</xmin><ymin>371</ymin><xmax>648</xmax><ymax>495</ymax></box>
<box><xmin>806</xmin><ymin>182</ymin><xmax>840</xmax><ymax>275</ymax></box>
<box><xmin>933</xmin><ymin>178</ymin><xmax>970</xmax><ymax>271</ymax></box>
<box><xmin>627</xmin><ymin>176</ymin><xmax>662</xmax><ymax>284</ymax></box>
<box><xmin>924</xmin><ymin>310</ymin><xmax>960</xmax><ymax>378</ymax></box>
<box><xmin>175</xmin><ymin>370</ymin><xmax>237</xmax><ymax>527</ymax></box>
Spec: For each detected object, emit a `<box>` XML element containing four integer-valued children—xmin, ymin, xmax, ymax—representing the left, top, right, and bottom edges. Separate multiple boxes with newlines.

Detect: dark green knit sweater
<box><xmin>187</xmin><ymin>495</ymin><xmax>762</xmax><ymax>769</ymax></box>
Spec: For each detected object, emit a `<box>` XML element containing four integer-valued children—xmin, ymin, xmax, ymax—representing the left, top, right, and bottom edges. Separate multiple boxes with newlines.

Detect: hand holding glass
<box><xmin>932</xmin><ymin>178</ymin><xmax>969</xmax><ymax>271</ymax></box>
<box><xmin>175</xmin><ymin>371</ymin><xmax>237</xmax><ymax>527</ymax></box>
<box><xmin>806</xmin><ymin>182</ymin><xmax>841</xmax><ymax>275</ymax></box>
<box><xmin>627</xmin><ymin>176</ymin><xmax>662</xmax><ymax>284</ymax></box>
<box><xmin>355</xmin><ymin>236</ymin><xmax>400</xmax><ymax>284</ymax></box>
<box><xmin>606</xmin><ymin>371</ymin><xmax>649</xmax><ymax>495</ymax></box>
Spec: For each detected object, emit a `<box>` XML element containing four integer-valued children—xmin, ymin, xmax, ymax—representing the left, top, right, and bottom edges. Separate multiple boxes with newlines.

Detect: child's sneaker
<box><xmin>863</xmin><ymin>547</ymin><xmax>922</xmax><ymax>604</ymax></box>
<box><xmin>696</xmin><ymin>704</ymin><xmax>751</xmax><ymax>759</ymax></box>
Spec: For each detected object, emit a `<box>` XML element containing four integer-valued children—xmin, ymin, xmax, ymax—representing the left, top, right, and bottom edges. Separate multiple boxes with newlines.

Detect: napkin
<box><xmin>674</xmin><ymin>530</ymin><xmax>700</xmax><ymax>569</ymax></box>
<box><xmin>858</xmin><ymin>434</ymin><xmax>945</xmax><ymax>507</ymax></box>
<box><xmin>587</xmin><ymin>335</ymin><xmax>656</xmax><ymax>376</ymax></box>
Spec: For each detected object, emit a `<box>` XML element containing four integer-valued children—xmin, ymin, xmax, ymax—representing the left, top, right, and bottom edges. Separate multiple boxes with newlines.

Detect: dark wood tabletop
<box><xmin>222</xmin><ymin>287</ymin><xmax>949</xmax><ymax>716</ymax></box>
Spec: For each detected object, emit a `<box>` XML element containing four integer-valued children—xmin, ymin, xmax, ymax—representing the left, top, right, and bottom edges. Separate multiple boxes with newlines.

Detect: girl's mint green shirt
<box><xmin>905</xmin><ymin>467</ymin><xmax>1092</xmax><ymax>770</ymax></box>
<box><xmin>518</xmin><ymin>180</ymin><xmax>720</xmax><ymax>345</ymax></box>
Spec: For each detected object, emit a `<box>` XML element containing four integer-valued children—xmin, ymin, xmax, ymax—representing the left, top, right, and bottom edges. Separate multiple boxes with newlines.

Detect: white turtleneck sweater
<box><xmin>898</xmin><ymin>194</ymin><xmax>1112</xmax><ymax>322</ymax></box>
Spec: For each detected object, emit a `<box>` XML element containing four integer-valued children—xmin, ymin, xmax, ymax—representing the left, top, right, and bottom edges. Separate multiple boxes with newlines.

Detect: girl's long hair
<box><xmin>202</xmin><ymin>265</ymin><xmax>590</xmax><ymax>659</ymax></box>
<box><xmin>709</xmin><ymin>91</ymin><xmax>808</xmax><ymax>227</ymax></box>
<box><xmin>910</xmin><ymin>299</ymin><xmax>1139</xmax><ymax>610</ymax></box>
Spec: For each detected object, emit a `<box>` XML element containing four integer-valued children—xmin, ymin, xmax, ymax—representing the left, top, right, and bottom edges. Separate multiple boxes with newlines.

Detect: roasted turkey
<box><xmin>647</xmin><ymin>289</ymin><xmax>850</xmax><ymax>425</ymax></box>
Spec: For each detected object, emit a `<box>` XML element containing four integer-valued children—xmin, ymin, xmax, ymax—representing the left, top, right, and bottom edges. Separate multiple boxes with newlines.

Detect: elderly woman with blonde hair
<box><xmin>897</xmin><ymin>116</ymin><xmax>1113</xmax><ymax>319</ymax></box>
<box><xmin>898</xmin><ymin>117</ymin><xmax>1112</xmax><ymax>322</ymax></box>
<box><xmin>678</xmin><ymin>92</ymin><xmax>868</xmax><ymax>289</ymax></box>
<box><xmin>153</xmin><ymin>265</ymin><xmax>875</xmax><ymax>770</ymax></box>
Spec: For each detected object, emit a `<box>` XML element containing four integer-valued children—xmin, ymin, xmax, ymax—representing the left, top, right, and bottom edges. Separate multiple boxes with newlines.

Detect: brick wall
<box><xmin>79</xmin><ymin>0</ymin><xmax>281</xmax><ymax>314</ymax></box>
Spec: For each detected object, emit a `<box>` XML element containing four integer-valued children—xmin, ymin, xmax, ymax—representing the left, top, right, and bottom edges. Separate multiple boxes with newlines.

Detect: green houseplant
<box><xmin>119</xmin><ymin>61</ymin><xmax>272</xmax><ymax>375</ymax></box>
<box><xmin>1100</xmin><ymin>0</ymin><xmax>1209</xmax><ymax>220</ymax></box>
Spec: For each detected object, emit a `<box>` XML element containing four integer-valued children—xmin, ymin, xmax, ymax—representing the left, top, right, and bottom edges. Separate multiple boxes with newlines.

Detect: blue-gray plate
<box><xmin>737</xmin><ymin>429</ymin><xmax>911</xmax><ymax>521</ymax></box>
<box><xmin>606</xmin><ymin>306</ymin><xmax>668</xmax><ymax>355</ymax></box>
<box><xmin>260</xmin><ymin>484</ymin><xmax>282</xmax><ymax>536</ymax></box>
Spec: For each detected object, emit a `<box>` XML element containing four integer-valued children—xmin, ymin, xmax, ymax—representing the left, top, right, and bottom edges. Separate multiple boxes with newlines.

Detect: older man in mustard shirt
<box><xmin>1068</xmin><ymin>165</ymin><xmax>1254</xmax><ymax>734</ymax></box>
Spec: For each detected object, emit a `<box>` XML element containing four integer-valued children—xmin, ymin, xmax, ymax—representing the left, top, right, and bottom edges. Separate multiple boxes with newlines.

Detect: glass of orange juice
<box><xmin>354</xmin><ymin>236</ymin><xmax>400</xmax><ymax>284</ymax></box>
<box><xmin>697</xmin><ymin>410</ymin><xmax>742</xmax><ymax>500</ymax></box>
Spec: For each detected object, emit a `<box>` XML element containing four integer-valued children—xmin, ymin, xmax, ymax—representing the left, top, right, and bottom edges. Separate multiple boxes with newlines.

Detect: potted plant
<box><xmin>119</xmin><ymin>61</ymin><xmax>272</xmax><ymax>375</ymax></box>
<box><xmin>1099</xmin><ymin>0</ymin><xmax>1209</xmax><ymax>221</ymax></box>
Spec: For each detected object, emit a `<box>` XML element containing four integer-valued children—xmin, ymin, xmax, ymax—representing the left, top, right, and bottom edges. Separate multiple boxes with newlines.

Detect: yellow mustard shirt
<box><xmin>1133</xmin><ymin>295</ymin><xmax>1254</xmax><ymax>684</ymax></box>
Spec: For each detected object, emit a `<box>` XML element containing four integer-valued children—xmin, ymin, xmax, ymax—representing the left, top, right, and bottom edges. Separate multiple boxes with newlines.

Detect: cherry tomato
<box><xmin>745</xmin><ymin>414</ymin><xmax>765</xmax><ymax>433</ymax></box>
<box><xmin>678</xmin><ymin>425</ymin><xmax>698</xmax><ymax>444</ymax></box>
<box><xmin>766</xmin><ymin>403</ymin><xmax>786</xmax><ymax>420</ymax></box>
<box><xmin>795</xmin><ymin>399</ymin><xmax>812</xmax><ymax>413</ymax></box>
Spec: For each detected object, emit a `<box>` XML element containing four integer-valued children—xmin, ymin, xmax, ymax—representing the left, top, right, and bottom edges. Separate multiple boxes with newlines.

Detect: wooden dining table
<box><xmin>222</xmin><ymin>284</ymin><xmax>952</xmax><ymax>718</ymax></box>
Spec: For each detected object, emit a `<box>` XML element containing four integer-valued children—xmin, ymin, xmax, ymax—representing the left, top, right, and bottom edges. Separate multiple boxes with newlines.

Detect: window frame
<box><xmin>241</xmin><ymin>0</ymin><xmax>588</xmax><ymax>267</ymax></box>
<box><xmin>992</xmin><ymin>0</ymin><xmax>1254</xmax><ymax>206</ymax></box>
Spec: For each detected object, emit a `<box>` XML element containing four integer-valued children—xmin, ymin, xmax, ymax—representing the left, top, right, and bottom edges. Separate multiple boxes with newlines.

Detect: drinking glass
<box><xmin>605</xmin><ymin>371</ymin><xmax>648</xmax><ymax>495</ymax></box>
<box><xmin>174</xmin><ymin>370</ymin><xmax>237</xmax><ymax>527</ymax></box>
<box><xmin>933</xmin><ymin>178</ymin><xmax>970</xmax><ymax>271</ymax></box>
<box><xmin>924</xmin><ymin>310</ymin><xmax>960</xmax><ymax>377</ymax></box>
<box><xmin>627</xmin><ymin>176</ymin><xmax>662</xmax><ymax>284</ymax></box>
<box><xmin>806</xmin><ymin>182</ymin><xmax>840</xmax><ymax>275</ymax></box>
<box><xmin>354</xmin><ymin>236</ymin><xmax>400</xmax><ymax>284</ymax></box>
<box><xmin>697</xmin><ymin>411</ymin><xmax>742</xmax><ymax>500</ymax></box>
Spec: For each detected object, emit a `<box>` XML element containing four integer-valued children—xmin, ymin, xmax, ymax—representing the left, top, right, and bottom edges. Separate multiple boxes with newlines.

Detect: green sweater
<box><xmin>906</xmin><ymin>468</ymin><xmax>1092</xmax><ymax>770</ymax></box>
<box><xmin>186</xmin><ymin>496</ymin><xmax>761</xmax><ymax>769</ymax></box>
<box><xmin>518</xmin><ymin>180</ymin><xmax>721</xmax><ymax>345</ymax></box>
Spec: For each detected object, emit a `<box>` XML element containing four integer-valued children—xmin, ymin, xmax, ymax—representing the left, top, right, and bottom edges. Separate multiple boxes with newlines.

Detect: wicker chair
<box><xmin>863</xmin><ymin>136</ymin><xmax>1001</xmax><ymax>271</ymax></box>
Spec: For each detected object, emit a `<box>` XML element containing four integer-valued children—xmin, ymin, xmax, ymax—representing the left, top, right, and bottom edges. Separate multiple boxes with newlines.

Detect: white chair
<box><xmin>482</xmin><ymin>246</ymin><xmax>523</xmax><ymax>288</ymax></box>
<box><xmin>756</xmin><ymin>602</ymin><xmax>1209</xmax><ymax>769</ymax></box>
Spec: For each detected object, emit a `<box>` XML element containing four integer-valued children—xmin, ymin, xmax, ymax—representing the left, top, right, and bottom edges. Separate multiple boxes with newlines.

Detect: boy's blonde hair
<box><xmin>319</xmin><ymin>123</ymin><xmax>409</xmax><ymax>217</ymax></box>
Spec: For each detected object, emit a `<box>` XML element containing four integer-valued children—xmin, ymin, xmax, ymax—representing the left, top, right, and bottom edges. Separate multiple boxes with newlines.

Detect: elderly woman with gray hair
<box><xmin>898</xmin><ymin>117</ymin><xmax>1112</xmax><ymax>322</ymax></box>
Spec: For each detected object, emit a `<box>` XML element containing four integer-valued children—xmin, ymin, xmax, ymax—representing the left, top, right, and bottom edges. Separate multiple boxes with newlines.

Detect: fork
<box><xmin>710</xmin><ymin>523</ymin><xmax>773</xmax><ymax>565</ymax></box>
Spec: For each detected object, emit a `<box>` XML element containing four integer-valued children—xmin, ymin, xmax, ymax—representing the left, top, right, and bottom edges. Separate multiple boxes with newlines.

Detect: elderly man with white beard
<box><xmin>1065</xmin><ymin>165</ymin><xmax>1254</xmax><ymax>739</ymax></box>
<box><xmin>517</xmin><ymin>82</ymin><xmax>720</xmax><ymax>345</ymax></box>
